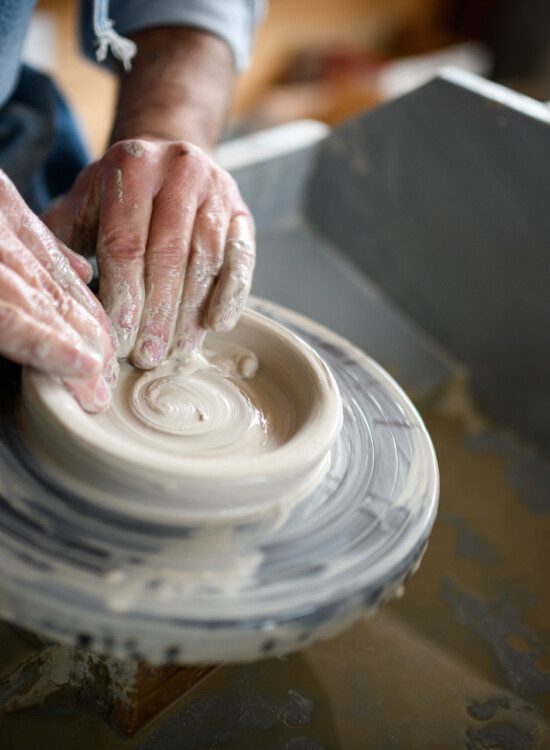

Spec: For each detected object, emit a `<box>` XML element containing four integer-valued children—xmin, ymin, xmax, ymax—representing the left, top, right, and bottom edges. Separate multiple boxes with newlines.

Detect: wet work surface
<box><xmin>1</xmin><ymin>393</ymin><xmax>548</xmax><ymax>749</ymax></box>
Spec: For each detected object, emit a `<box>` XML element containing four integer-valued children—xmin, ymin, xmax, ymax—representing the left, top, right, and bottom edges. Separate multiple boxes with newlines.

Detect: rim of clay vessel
<box><xmin>21</xmin><ymin>309</ymin><xmax>343</xmax><ymax>523</ymax></box>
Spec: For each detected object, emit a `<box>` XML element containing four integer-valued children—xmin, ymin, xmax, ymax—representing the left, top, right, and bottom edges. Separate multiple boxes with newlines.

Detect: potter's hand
<box><xmin>0</xmin><ymin>171</ymin><xmax>117</xmax><ymax>411</ymax></box>
<box><xmin>43</xmin><ymin>139</ymin><xmax>255</xmax><ymax>368</ymax></box>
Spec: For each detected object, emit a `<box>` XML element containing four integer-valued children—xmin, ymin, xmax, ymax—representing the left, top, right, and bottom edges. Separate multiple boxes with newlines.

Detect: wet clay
<box><xmin>5</xmin><ymin>299</ymin><xmax>437</xmax><ymax>665</ymax></box>
<box><xmin>119</xmin><ymin>343</ymin><xmax>287</xmax><ymax>457</ymax></box>
<box><xmin>20</xmin><ymin>310</ymin><xmax>343</xmax><ymax>526</ymax></box>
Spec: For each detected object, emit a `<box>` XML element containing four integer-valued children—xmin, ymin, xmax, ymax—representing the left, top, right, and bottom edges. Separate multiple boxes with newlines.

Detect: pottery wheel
<box><xmin>0</xmin><ymin>298</ymin><xmax>438</xmax><ymax>664</ymax></box>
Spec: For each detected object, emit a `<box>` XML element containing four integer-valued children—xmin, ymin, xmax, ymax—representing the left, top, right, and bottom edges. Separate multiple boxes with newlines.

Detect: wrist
<box><xmin>109</xmin><ymin>27</ymin><xmax>235</xmax><ymax>152</ymax></box>
<box><xmin>110</xmin><ymin>106</ymin><xmax>216</xmax><ymax>152</ymax></box>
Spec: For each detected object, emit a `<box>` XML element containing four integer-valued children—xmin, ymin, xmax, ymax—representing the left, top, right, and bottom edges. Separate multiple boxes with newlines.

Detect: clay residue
<box><xmin>20</xmin><ymin>310</ymin><xmax>341</xmax><ymax>529</ymax></box>
<box><xmin>130</xmin><ymin>344</ymin><xmax>262</xmax><ymax>441</ymax></box>
<box><xmin>108</xmin><ymin>341</ymin><xmax>293</xmax><ymax>459</ymax></box>
<box><xmin>114</xmin><ymin>168</ymin><xmax>123</xmax><ymax>203</ymax></box>
<box><xmin>121</xmin><ymin>140</ymin><xmax>145</xmax><ymax>158</ymax></box>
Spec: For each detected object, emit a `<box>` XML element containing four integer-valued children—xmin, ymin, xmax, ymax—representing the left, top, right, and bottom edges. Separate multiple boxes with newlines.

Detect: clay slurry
<box><xmin>110</xmin><ymin>340</ymin><xmax>294</xmax><ymax>458</ymax></box>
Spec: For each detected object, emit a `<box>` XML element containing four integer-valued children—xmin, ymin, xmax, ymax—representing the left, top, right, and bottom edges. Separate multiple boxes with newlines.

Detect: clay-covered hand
<box><xmin>0</xmin><ymin>170</ymin><xmax>118</xmax><ymax>411</ymax></box>
<box><xmin>43</xmin><ymin>139</ymin><xmax>256</xmax><ymax>369</ymax></box>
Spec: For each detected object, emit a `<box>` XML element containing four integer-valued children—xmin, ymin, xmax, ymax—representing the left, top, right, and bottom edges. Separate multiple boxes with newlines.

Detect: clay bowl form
<box><xmin>19</xmin><ymin>309</ymin><xmax>343</xmax><ymax>527</ymax></box>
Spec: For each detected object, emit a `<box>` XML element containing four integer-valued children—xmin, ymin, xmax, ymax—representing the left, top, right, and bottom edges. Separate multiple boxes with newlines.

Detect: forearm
<box><xmin>109</xmin><ymin>27</ymin><xmax>236</xmax><ymax>150</ymax></box>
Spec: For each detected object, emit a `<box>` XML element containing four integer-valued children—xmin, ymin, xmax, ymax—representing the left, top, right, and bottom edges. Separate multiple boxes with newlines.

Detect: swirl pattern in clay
<box><xmin>130</xmin><ymin>355</ymin><xmax>268</xmax><ymax>452</ymax></box>
<box><xmin>105</xmin><ymin>341</ymin><xmax>294</xmax><ymax>460</ymax></box>
<box><xmin>17</xmin><ymin>310</ymin><xmax>342</xmax><ymax>524</ymax></box>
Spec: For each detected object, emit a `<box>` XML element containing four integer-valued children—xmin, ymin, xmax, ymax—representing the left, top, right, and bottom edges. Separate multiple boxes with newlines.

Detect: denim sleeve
<box><xmin>80</xmin><ymin>0</ymin><xmax>266</xmax><ymax>71</ymax></box>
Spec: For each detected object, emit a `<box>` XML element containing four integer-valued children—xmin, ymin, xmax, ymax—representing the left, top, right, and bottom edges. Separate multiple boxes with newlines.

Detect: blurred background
<box><xmin>26</xmin><ymin>0</ymin><xmax>550</xmax><ymax>155</ymax></box>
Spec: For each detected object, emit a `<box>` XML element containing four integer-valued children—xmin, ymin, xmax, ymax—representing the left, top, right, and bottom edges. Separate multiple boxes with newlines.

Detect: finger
<box><xmin>59</xmin><ymin>244</ymin><xmax>93</xmax><ymax>284</ymax></box>
<box><xmin>14</xmin><ymin>205</ymin><xmax>115</xmax><ymax>347</ymax></box>
<box><xmin>42</xmin><ymin>195</ymin><xmax>94</xmax><ymax>282</ymax></box>
<box><xmin>96</xmin><ymin>155</ymin><xmax>154</xmax><ymax>358</ymax></box>
<box><xmin>63</xmin><ymin>372</ymin><xmax>111</xmax><ymax>413</ymax></box>
<box><xmin>0</xmin><ymin>234</ymin><xmax>113</xmax><ymax>364</ymax></box>
<box><xmin>0</xmin><ymin>173</ymin><xmax>116</xmax><ymax>395</ymax></box>
<box><xmin>132</xmin><ymin>187</ymin><xmax>199</xmax><ymax>369</ymax></box>
<box><xmin>67</xmin><ymin>277</ymin><xmax>119</xmax><ymax>386</ymax></box>
<box><xmin>205</xmin><ymin>213</ymin><xmax>256</xmax><ymax>332</ymax></box>
<box><xmin>0</xmin><ymin>300</ymin><xmax>103</xmax><ymax>378</ymax></box>
<box><xmin>0</xmin><ymin>269</ymin><xmax>112</xmax><ymax>411</ymax></box>
<box><xmin>0</xmin><ymin>262</ymin><xmax>111</xmax><ymax>411</ymax></box>
<box><xmin>169</xmin><ymin>199</ymin><xmax>228</xmax><ymax>359</ymax></box>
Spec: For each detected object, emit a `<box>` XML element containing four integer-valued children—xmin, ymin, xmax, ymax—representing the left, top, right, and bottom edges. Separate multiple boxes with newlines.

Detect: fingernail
<box><xmin>174</xmin><ymin>336</ymin><xmax>196</xmax><ymax>355</ymax></box>
<box><xmin>210</xmin><ymin>308</ymin><xmax>240</xmax><ymax>333</ymax></box>
<box><xmin>65</xmin><ymin>373</ymin><xmax>110</xmax><ymax>412</ymax></box>
<box><xmin>93</xmin><ymin>376</ymin><xmax>111</xmax><ymax>411</ymax></box>
<box><xmin>206</xmin><ymin>296</ymin><xmax>242</xmax><ymax>333</ymax></box>
<box><xmin>115</xmin><ymin>326</ymin><xmax>137</xmax><ymax>359</ymax></box>
<box><xmin>104</xmin><ymin>355</ymin><xmax>120</xmax><ymax>387</ymax></box>
<box><xmin>81</xmin><ymin>259</ymin><xmax>94</xmax><ymax>285</ymax></box>
<box><xmin>174</xmin><ymin>327</ymin><xmax>206</xmax><ymax>357</ymax></box>
<box><xmin>73</xmin><ymin>345</ymin><xmax>104</xmax><ymax>376</ymax></box>
<box><xmin>211</xmin><ymin>319</ymin><xmax>232</xmax><ymax>333</ymax></box>
<box><xmin>133</xmin><ymin>335</ymin><xmax>166</xmax><ymax>369</ymax></box>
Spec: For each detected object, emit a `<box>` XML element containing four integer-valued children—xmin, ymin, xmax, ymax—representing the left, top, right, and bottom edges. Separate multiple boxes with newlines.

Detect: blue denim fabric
<box><xmin>0</xmin><ymin>66</ymin><xmax>89</xmax><ymax>214</ymax></box>
<box><xmin>0</xmin><ymin>0</ymin><xmax>36</xmax><ymax>108</ymax></box>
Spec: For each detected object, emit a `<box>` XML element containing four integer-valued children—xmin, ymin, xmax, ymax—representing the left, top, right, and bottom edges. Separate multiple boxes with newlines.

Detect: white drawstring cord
<box><xmin>93</xmin><ymin>0</ymin><xmax>137</xmax><ymax>71</ymax></box>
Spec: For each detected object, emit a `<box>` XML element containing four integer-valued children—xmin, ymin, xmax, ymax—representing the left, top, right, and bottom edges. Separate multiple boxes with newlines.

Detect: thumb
<box><xmin>42</xmin><ymin>162</ymin><xmax>101</xmax><ymax>257</ymax></box>
<box><xmin>59</xmin><ymin>242</ymin><xmax>94</xmax><ymax>285</ymax></box>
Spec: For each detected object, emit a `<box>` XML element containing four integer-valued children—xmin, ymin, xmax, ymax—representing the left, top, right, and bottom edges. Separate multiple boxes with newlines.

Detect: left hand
<box><xmin>43</xmin><ymin>138</ymin><xmax>255</xmax><ymax>369</ymax></box>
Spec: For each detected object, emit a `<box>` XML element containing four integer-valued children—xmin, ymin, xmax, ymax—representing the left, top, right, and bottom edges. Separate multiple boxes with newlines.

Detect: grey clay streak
<box><xmin>0</xmin><ymin>299</ymin><xmax>438</xmax><ymax>664</ymax></box>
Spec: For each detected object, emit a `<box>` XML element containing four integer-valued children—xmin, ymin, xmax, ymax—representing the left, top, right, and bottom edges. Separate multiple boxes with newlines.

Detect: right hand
<box><xmin>0</xmin><ymin>170</ymin><xmax>118</xmax><ymax>411</ymax></box>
